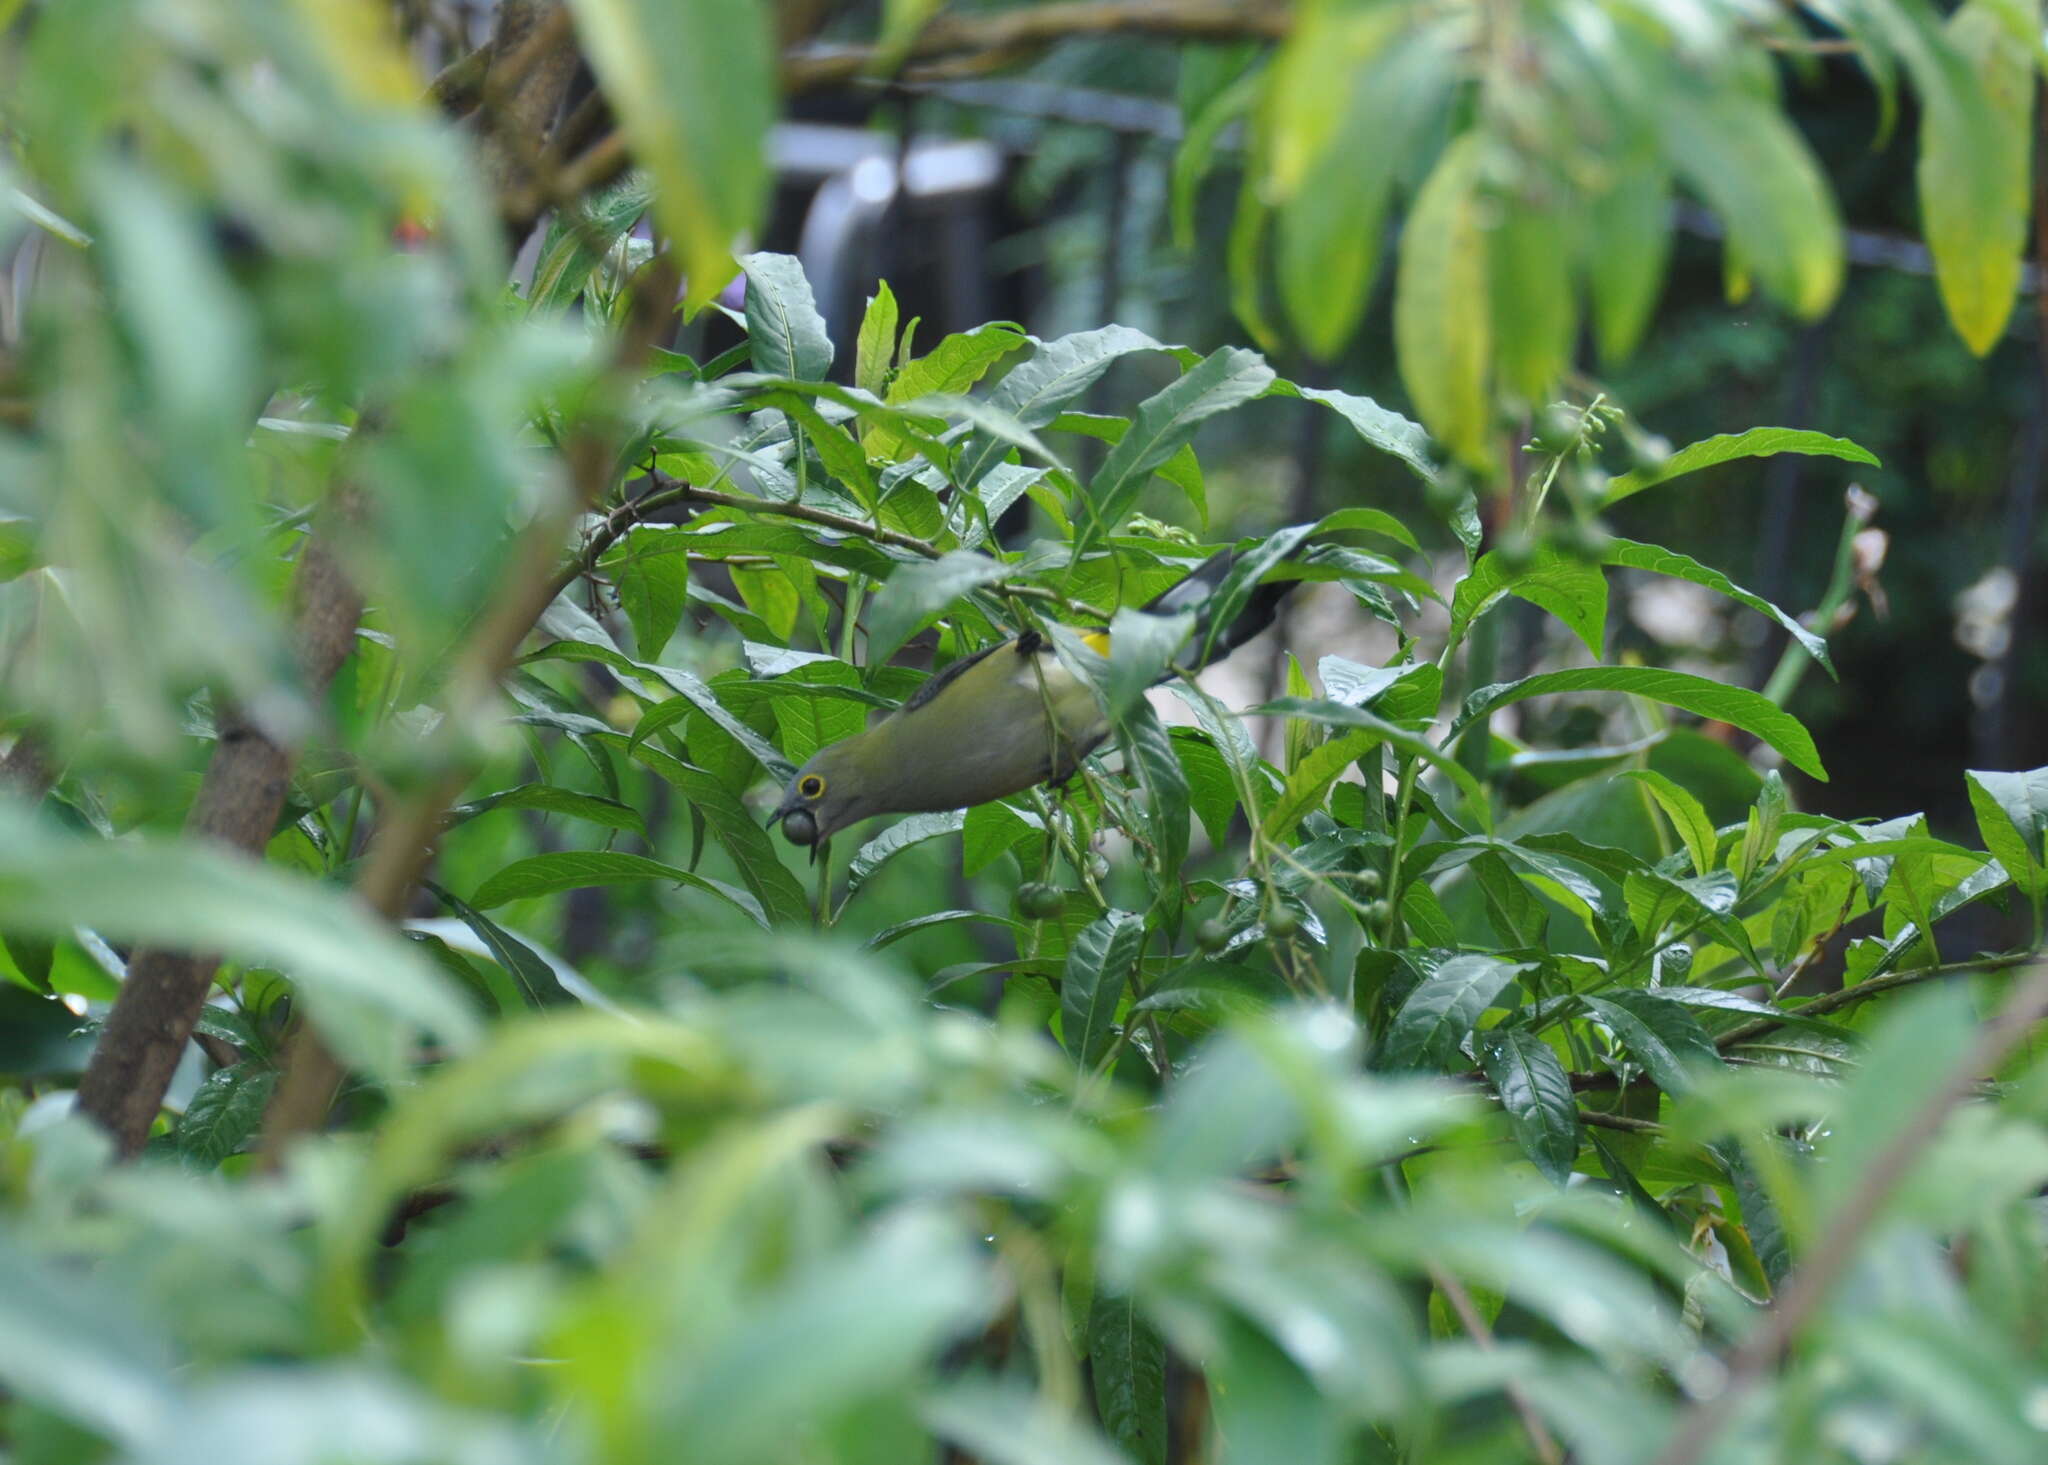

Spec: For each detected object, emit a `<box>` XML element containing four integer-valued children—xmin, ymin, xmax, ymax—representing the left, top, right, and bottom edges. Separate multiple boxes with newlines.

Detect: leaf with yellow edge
<box><xmin>1395</xmin><ymin>133</ymin><xmax>1492</xmax><ymax>470</ymax></box>
<box><xmin>1919</xmin><ymin>0</ymin><xmax>2034</xmax><ymax>355</ymax></box>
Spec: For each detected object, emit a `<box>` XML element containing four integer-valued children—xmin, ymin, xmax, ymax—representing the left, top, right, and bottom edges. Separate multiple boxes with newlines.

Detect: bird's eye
<box><xmin>799</xmin><ymin>774</ymin><xmax>825</xmax><ymax>799</ymax></box>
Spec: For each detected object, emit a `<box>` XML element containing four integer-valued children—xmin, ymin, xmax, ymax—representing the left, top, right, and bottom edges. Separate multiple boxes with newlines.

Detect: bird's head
<box><xmin>768</xmin><ymin>737</ymin><xmax>883</xmax><ymax>847</ymax></box>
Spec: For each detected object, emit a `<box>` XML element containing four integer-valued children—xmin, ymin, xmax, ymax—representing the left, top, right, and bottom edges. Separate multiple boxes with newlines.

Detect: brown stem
<box><xmin>781</xmin><ymin>0</ymin><xmax>1289</xmax><ymax>92</ymax></box>
<box><xmin>428</xmin><ymin>42</ymin><xmax>491</xmax><ymax>115</ymax></box>
<box><xmin>1651</xmin><ymin>958</ymin><xmax>2048</xmax><ymax>1465</ymax></box>
<box><xmin>0</xmin><ymin>732</ymin><xmax>55</xmax><ymax>803</ymax></box>
<box><xmin>1713</xmin><ymin>951</ymin><xmax>2035</xmax><ymax>1049</ymax></box>
<box><xmin>257</xmin><ymin>265</ymin><xmax>680</xmax><ymax>1161</ymax></box>
<box><xmin>73</xmin><ymin>513</ymin><xmax>363</xmax><ymax>1157</ymax></box>
<box><xmin>1429</xmin><ymin>1263</ymin><xmax>1565</xmax><ymax>1465</ymax></box>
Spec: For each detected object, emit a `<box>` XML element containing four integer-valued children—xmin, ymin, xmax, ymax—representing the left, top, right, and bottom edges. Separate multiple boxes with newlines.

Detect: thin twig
<box><xmin>780</xmin><ymin>0</ymin><xmax>1290</xmax><ymax>92</ymax></box>
<box><xmin>1652</xmin><ymin>957</ymin><xmax>2048</xmax><ymax>1465</ymax></box>
<box><xmin>1714</xmin><ymin>951</ymin><xmax>2034</xmax><ymax>1049</ymax></box>
<box><xmin>1428</xmin><ymin>1265</ymin><xmax>1565</xmax><ymax>1465</ymax></box>
<box><xmin>257</xmin><ymin>260</ymin><xmax>683</xmax><ymax>1161</ymax></box>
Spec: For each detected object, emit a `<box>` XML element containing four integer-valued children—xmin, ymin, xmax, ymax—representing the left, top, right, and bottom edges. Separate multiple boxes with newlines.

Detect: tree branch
<box><xmin>781</xmin><ymin>0</ymin><xmax>1289</xmax><ymax>92</ymax></box>
<box><xmin>73</xmin><ymin>506</ymin><xmax>364</xmax><ymax>1157</ymax></box>
<box><xmin>256</xmin><ymin>260</ymin><xmax>684</xmax><ymax>1161</ymax></box>
<box><xmin>0</xmin><ymin>732</ymin><xmax>55</xmax><ymax>803</ymax></box>
<box><xmin>524</xmin><ymin>0</ymin><xmax>1289</xmax><ymax>219</ymax></box>
<box><xmin>1713</xmin><ymin>951</ymin><xmax>2035</xmax><ymax>1049</ymax></box>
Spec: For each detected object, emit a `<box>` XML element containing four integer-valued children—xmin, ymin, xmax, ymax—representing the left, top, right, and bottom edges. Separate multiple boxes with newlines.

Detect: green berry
<box><xmin>1357</xmin><ymin>869</ymin><xmax>1383</xmax><ymax>898</ymax></box>
<box><xmin>1363</xmin><ymin>899</ymin><xmax>1393</xmax><ymax>930</ymax></box>
<box><xmin>1195</xmin><ymin>917</ymin><xmax>1232</xmax><ymax>954</ymax></box>
<box><xmin>1265</xmin><ymin>906</ymin><xmax>1302</xmax><ymax>939</ymax></box>
<box><xmin>1018</xmin><ymin>883</ymin><xmax>1067</xmax><ymax>920</ymax></box>
<box><xmin>1532</xmin><ymin>405</ymin><xmax>1582</xmax><ymax>455</ymax></box>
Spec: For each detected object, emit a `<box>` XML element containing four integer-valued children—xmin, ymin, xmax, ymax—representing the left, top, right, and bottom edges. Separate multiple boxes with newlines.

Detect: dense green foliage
<box><xmin>4</xmin><ymin>2</ymin><xmax>2048</xmax><ymax>1464</ymax></box>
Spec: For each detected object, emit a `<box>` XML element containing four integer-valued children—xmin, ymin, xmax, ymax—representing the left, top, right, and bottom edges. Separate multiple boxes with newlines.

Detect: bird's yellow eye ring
<box><xmin>799</xmin><ymin>774</ymin><xmax>826</xmax><ymax>799</ymax></box>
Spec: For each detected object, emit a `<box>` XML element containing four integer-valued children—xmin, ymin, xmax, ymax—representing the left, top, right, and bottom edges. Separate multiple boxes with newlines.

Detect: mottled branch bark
<box><xmin>257</xmin><ymin>261</ymin><xmax>682</xmax><ymax>1162</ymax></box>
<box><xmin>0</xmin><ymin>733</ymin><xmax>54</xmax><ymax>803</ymax></box>
<box><xmin>782</xmin><ymin>0</ymin><xmax>1289</xmax><ymax>92</ymax></box>
<box><xmin>73</xmin><ymin>516</ymin><xmax>362</xmax><ymax>1157</ymax></box>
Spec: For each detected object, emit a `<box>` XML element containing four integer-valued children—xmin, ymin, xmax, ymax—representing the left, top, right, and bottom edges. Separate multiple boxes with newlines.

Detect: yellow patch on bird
<box><xmin>1081</xmin><ymin>630</ymin><xmax>1111</xmax><ymax>656</ymax></box>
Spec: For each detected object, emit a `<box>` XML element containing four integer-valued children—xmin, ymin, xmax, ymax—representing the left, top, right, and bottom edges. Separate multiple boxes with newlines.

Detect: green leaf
<box><xmin>1079</xmin><ymin>347</ymin><xmax>1275</xmax><ymax>556</ymax></box>
<box><xmin>1621</xmin><ymin>769</ymin><xmax>1719</xmax><ymax>876</ymax></box>
<box><xmin>1104</xmin><ymin>606</ymin><xmax>1195</xmax><ymax>721</ymax></box>
<box><xmin>740</xmin><ymin>251</ymin><xmax>834</xmax><ymax>381</ymax></box>
<box><xmin>1452</xmin><ymin>667</ymin><xmax>1825</xmax><ymax>781</ymax></box>
<box><xmin>1278</xmin><ymin>387</ymin><xmax>1438</xmax><ymax>488</ymax></box>
<box><xmin>1480</xmin><ymin>1028</ymin><xmax>1580</xmax><ymax>1187</ymax></box>
<box><xmin>628</xmin><ymin>745</ymin><xmax>811</xmax><ymax>926</ymax></box>
<box><xmin>877</xmin><ymin>0</ymin><xmax>945</xmax><ymax>67</ymax></box>
<box><xmin>599</xmin><ymin>525</ymin><xmax>691</xmax><ymax>658</ymax></box>
<box><xmin>1260</xmin><ymin>698</ymin><xmax>1492</xmax><ymax>830</ymax></box>
<box><xmin>1087</xmin><ymin>1292</ymin><xmax>1168</xmax><ymax>1465</ymax></box>
<box><xmin>1488</xmin><ymin>189</ymin><xmax>1576</xmax><ymax>403</ymax></box>
<box><xmin>1657</xmin><ymin>86</ymin><xmax>1842</xmax><ymax>318</ymax></box>
<box><xmin>863</xmin><ymin>908</ymin><xmax>1023</xmax><ymax>950</ymax></box>
<box><xmin>1965</xmin><ymin>767</ymin><xmax>2048</xmax><ymax>921</ymax></box>
<box><xmin>1602</xmin><ymin>427</ymin><xmax>1878</xmax><ymax>506</ymax></box>
<box><xmin>1604</xmin><ymin>536</ymin><xmax>1831</xmax><ymax>673</ymax></box>
<box><xmin>0</xmin><ymin>516</ymin><xmax>38</xmax><ymax>582</ymax></box>
<box><xmin>470</xmin><ymin>850</ymin><xmax>765</xmax><ymax>927</ymax></box>
<box><xmin>1172</xmin><ymin>729</ymin><xmax>1239</xmax><ymax>848</ymax></box>
<box><xmin>848</xmin><ymin>812</ymin><xmax>966</xmax><ymax>892</ymax></box>
<box><xmin>854</xmin><ymin>282</ymin><xmax>900</xmax><ymax>399</ymax></box>
<box><xmin>1173</xmin><ymin>62</ymin><xmax>1261</xmax><ymax>247</ymax></box>
<box><xmin>958</xmin><ymin>325</ymin><xmax>1170</xmax><ymax>489</ymax></box>
<box><xmin>668</xmin><ymin>1209</ymin><xmax>990</xmax><ymax>1461</ymax></box>
<box><xmin>922</xmin><ymin>1380</ymin><xmax>1130</xmax><ymax>1465</ymax></box>
<box><xmin>0</xmin><ymin>1231</ymin><xmax>176</xmax><ymax>1449</ymax></box>
<box><xmin>1836</xmin><ymin>1309</ymin><xmax>2048</xmax><ymax>1464</ymax></box>
<box><xmin>1585</xmin><ymin>164</ymin><xmax>1672</xmax><ymax>364</ymax></box>
<box><xmin>1205</xmin><ymin>1319</ymin><xmax>1343</xmax><ymax>1465</ymax></box>
<box><xmin>962</xmin><ymin>800</ymin><xmax>1044</xmax><ymax>878</ymax></box>
<box><xmin>1262</xmin><ymin>729</ymin><xmax>1379</xmax><ymax>843</ymax></box>
<box><xmin>175</xmin><ymin>1064</ymin><xmax>279</xmax><ymax>1166</ymax></box>
<box><xmin>527</xmin><ymin>640</ymin><xmax>796</xmax><ymax>780</ymax></box>
<box><xmin>0</xmin><ymin>804</ymin><xmax>477</xmax><ymax>1074</ymax></box>
<box><xmin>1122</xmin><ymin>703</ymin><xmax>1193</xmax><ymax>884</ymax></box>
<box><xmin>448</xmin><ymin>782</ymin><xmax>647</xmax><ymax>838</ymax></box>
<box><xmin>864</xmin><ymin>553</ymin><xmax>1008</xmax><ymax>665</ymax></box>
<box><xmin>1308</xmin><ymin>503</ymin><xmax>1423</xmax><ymax>553</ymax></box>
<box><xmin>1917</xmin><ymin>0</ymin><xmax>2034</xmax><ymax>355</ymax></box>
<box><xmin>1394</xmin><ymin>131</ymin><xmax>1491</xmax><ymax>469</ymax></box>
<box><xmin>568</xmin><ymin>0</ymin><xmax>771</xmax><ymax>314</ymax></box>
<box><xmin>1450</xmin><ymin>546</ymin><xmax>1608</xmax><ymax>658</ymax></box>
<box><xmin>1379</xmin><ymin>954</ymin><xmax>1530</xmax><ymax>1070</ymax></box>
<box><xmin>431</xmin><ymin>883</ymin><xmax>585</xmax><ymax>1007</ymax></box>
<box><xmin>1062</xmin><ymin>910</ymin><xmax>1145</xmax><ymax>1069</ymax></box>
<box><xmin>526</xmin><ymin>171</ymin><xmax>653</xmax><ymax>311</ymax></box>
<box><xmin>869</xmin><ymin>323</ymin><xmax>1029</xmax><ymax>460</ymax></box>
<box><xmin>1583</xmin><ymin>991</ymin><xmax>1722</xmax><ymax>1095</ymax></box>
<box><xmin>1272</xmin><ymin>14</ymin><xmax>1404</xmax><ymax>358</ymax></box>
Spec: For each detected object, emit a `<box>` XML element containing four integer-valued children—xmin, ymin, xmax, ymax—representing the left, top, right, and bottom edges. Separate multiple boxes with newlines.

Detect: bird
<box><xmin>769</xmin><ymin>543</ymin><xmax>1296</xmax><ymax>847</ymax></box>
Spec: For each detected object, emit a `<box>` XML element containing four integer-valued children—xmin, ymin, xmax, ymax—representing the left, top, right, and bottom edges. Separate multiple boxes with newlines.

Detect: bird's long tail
<box><xmin>1141</xmin><ymin>542</ymin><xmax>1297</xmax><ymax>672</ymax></box>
